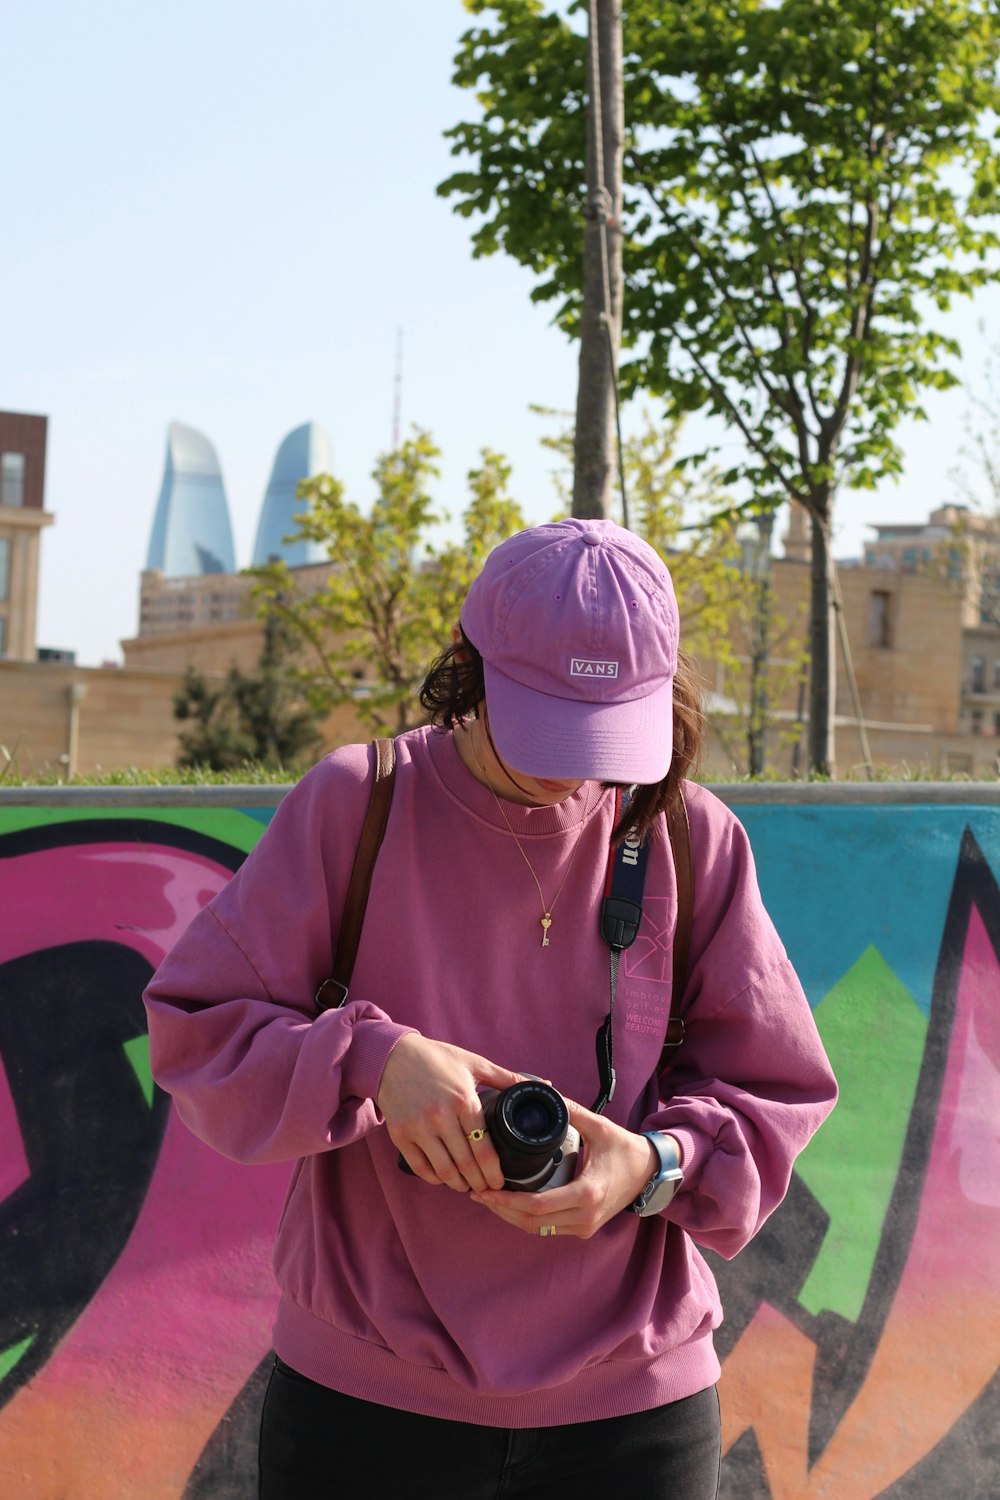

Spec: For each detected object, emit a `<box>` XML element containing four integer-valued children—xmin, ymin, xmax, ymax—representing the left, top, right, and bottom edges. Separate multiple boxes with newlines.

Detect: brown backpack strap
<box><xmin>315</xmin><ymin>737</ymin><xmax>396</xmax><ymax>1012</ymax></box>
<box><xmin>659</xmin><ymin>785</ymin><xmax>693</xmax><ymax>1071</ymax></box>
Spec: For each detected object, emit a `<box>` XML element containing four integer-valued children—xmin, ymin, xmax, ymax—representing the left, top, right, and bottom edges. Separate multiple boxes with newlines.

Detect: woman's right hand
<box><xmin>376</xmin><ymin>1034</ymin><xmax>520</xmax><ymax>1193</ymax></box>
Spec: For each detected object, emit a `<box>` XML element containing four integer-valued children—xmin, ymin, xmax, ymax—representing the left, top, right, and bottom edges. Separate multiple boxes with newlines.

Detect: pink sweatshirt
<box><xmin>144</xmin><ymin>725</ymin><xmax>836</xmax><ymax>1427</ymax></box>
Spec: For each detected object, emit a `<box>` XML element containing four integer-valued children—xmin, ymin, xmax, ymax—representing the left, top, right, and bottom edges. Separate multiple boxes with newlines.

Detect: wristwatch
<box><xmin>631</xmin><ymin>1132</ymin><xmax>684</xmax><ymax>1216</ymax></box>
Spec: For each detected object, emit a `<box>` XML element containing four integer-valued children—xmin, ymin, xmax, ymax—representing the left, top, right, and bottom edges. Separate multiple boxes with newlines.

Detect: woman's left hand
<box><xmin>470</xmin><ymin>1099</ymin><xmax>668</xmax><ymax>1240</ymax></box>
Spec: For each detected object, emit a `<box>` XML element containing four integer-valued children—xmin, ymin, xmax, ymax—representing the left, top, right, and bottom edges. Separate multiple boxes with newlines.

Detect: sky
<box><xmin>4</xmin><ymin>1</ymin><xmax>998</xmax><ymax>667</ymax></box>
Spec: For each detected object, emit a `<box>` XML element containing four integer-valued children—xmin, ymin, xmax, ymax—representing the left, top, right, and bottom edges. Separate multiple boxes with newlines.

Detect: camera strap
<box><xmin>591</xmin><ymin>785</ymin><xmax>691</xmax><ymax>1115</ymax></box>
<box><xmin>315</xmin><ymin>737</ymin><xmax>397</xmax><ymax>1012</ymax></box>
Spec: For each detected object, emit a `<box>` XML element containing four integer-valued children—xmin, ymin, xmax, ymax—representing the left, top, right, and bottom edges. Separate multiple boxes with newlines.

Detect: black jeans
<box><xmin>259</xmin><ymin>1357</ymin><xmax>721</xmax><ymax>1500</ymax></box>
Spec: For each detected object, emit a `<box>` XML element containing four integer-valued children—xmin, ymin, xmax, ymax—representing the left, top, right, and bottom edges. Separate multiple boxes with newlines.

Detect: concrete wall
<box><xmin>0</xmin><ymin>783</ymin><xmax>998</xmax><ymax>1498</ymax></box>
<box><xmin>0</xmin><ymin>657</ymin><xmax>367</xmax><ymax>778</ymax></box>
<box><xmin>0</xmin><ymin>660</ymin><xmax>187</xmax><ymax>775</ymax></box>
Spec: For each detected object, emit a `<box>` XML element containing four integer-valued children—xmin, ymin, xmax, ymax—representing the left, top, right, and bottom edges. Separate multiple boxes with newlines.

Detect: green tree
<box><xmin>253</xmin><ymin>432</ymin><xmax>526</xmax><ymax>737</ymax></box>
<box><xmin>173</xmin><ymin>620</ymin><xmax>322</xmax><ymax>771</ymax></box>
<box><xmin>441</xmin><ymin>0</ymin><xmax>1000</xmax><ymax>774</ymax></box>
<box><xmin>535</xmin><ymin>404</ymin><xmax>806</xmax><ymax>771</ymax></box>
<box><xmin>627</xmin><ymin>423</ymin><xmax>808</xmax><ymax>777</ymax></box>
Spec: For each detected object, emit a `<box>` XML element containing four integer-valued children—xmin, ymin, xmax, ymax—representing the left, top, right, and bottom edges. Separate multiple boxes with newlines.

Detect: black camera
<box><xmin>478</xmin><ymin>1079</ymin><xmax>580</xmax><ymax>1192</ymax></box>
<box><xmin>396</xmin><ymin>1078</ymin><xmax>580</xmax><ymax>1192</ymax></box>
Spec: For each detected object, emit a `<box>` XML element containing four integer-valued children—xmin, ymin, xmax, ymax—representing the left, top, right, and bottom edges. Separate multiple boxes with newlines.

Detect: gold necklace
<box><xmin>469</xmin><ymin>726</ymin><xmax>593</xmax><ymax>948</ymax></box>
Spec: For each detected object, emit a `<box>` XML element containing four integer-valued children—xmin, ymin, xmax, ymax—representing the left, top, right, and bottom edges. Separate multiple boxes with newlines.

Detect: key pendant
<box><xmin>541</xmin><ymin>914</ymin><xmax>552</xmax><ymax>947</ymax></box>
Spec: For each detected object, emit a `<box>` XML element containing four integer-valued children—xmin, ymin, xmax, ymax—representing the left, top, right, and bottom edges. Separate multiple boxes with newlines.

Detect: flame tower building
<box><xmin>251</xmin><ymin>422</ymin><xmax>332</xmax><ymax>567</ymax></box>
<box><xmin>146</xmin><ymin>422</ymin><xmax>237</xmax><ymax>578</ymax></box>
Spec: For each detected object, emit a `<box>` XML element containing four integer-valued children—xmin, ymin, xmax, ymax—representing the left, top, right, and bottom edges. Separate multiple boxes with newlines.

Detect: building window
<box><xmin>0</xmin><ymin>615</ymin><xmax>6</xmax><ymax>656</ymax></box>
<box><xmin>0</xmin><ymin>453</ymin><xmax>26</xmax><ymax>508</ymax></box>
<box><xmin>0</xmin><ymin>537</ymin><xmax>8</xmax><ymax>601</ymax></box>
<box><xmin>995</xmin><ymin>711</ymin><xmax>1000</xmax><ymax>739</ymax></box>
<box><xmin>971</xmin><ymin>655</ymin><xmax>986</xmax><ymax>693</ymax></box>
<box><xmin>995</xmin><ymin>659</ymin><xmax>1000</xmax><ymax>689</ymax></box>
<box><xmin>868</xmin><ymin>590</ymin><xmax>892</xmax><ymax>648</ymax></box>
<box><xmin>980</xmin><ymin>567</ymin><xmax>1000</xmax><ymax>624</ymax></box>
<box><xmin>971</xmin><ymin>709</ymin><xmax>983</xmax><ymax>736</ymax></box>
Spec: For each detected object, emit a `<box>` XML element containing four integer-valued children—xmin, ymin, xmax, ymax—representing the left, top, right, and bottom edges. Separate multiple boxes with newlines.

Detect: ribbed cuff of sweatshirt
<box><xmin>648</xmin><ymin>1123</ymin><xmax>712</xmax><ymax>1195</ymax></box>
<box><xmin>338</xmin><ymin>1012</ymin><xmax>418</xmax><ymax>1107</ymax></box>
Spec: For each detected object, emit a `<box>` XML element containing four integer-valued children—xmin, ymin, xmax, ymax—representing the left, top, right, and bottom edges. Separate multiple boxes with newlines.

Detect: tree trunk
<box><xmin>807</xmin><ymin>505</ymin><xmax>836</xmax><ymax>777</ymax></box>
<box><xmin>747</xmin><ymin>511</ymin><xmax>775</xmax><ymax>777</ymax></box>
<box><xmin>572</xmin><ymin>0</ymin><xmax>623</xmax><ymax>521</ymax></box>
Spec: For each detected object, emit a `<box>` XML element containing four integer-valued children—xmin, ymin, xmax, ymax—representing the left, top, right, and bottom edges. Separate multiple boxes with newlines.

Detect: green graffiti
<box><xmin>123</xmin><ymin>1035</ymin><xmax>154</xmax><ymax>1109</ymax></box>
<box><xmin>0</xmin><ymin>1334</ymin><xmax>35</xmax><ymax>1383</ymax></box>
<box><xmin>796</xmin><ymin>946</ymin><xmax>927</xmax><ymax>1322</ymax></box>
<box><xmin>0</xmin><ymin>806</ymin><xmax>270</xmax><ymax>853</ymax></box>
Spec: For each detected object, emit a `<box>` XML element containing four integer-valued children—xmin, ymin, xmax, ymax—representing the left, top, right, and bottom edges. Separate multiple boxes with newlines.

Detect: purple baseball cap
<box><xmin>460</xmin><ymin>518</ymin><xmax>680</xmax><ymax>783</ymax></box>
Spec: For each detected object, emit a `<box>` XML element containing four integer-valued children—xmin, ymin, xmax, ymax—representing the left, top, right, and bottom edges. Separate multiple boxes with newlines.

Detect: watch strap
<box><xmin>631</xmin><ymin>1131</ymin><xmax>683</xmax><ymax>1216</ymax></box>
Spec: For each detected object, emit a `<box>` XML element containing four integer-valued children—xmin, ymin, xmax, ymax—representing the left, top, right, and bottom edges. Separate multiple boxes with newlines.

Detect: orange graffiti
<box><xmin>720</xmin><ymin>904</ymin><xmax>1000</xmax><ymax>1498</ymax></box>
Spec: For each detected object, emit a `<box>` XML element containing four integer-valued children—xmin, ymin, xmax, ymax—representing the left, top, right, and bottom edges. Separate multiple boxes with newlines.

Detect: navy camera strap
<box><xmin>591</xmin><ymin>785</ymin><xmax>691</xmax><ymax>1115</ymax></box>
<box><xmin>591</xmin><ymin>787</ymin><xmax>648</xmax><ymax>1114</ymax></box>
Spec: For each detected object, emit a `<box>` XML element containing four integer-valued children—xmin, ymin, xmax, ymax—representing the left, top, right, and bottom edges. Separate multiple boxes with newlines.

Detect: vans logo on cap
<box><xmin>570</xmin><ymin>658</ymin><xmax>619</xmax><ymax>678</ymax></box>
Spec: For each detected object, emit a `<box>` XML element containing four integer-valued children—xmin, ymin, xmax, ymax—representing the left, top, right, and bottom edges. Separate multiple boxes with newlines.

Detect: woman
<box><xmin>144</xmin><ymin>518</ymin><xmax>837</xmax><ymax>1500</ymax></box>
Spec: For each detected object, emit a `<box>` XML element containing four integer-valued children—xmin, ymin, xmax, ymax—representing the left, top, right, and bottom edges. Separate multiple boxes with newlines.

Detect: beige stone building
<box><xmin>0</xmin><ymin>412</ymin><xmax>53</xmax><ymax>663</ymax></box>
<box><xmin>136</xmin><ymin>560</ymin><xmax>332</xmax><ymax>638</ymax></box>
<box><xmin>692</xmin><ymin>503</ymin><xmax>998</xmax><ymax>779</ymax></box>
<box><xmin>863</xmin><ymin>503</ymin><xmax>1000</xmax><ymax>628</ymax></box>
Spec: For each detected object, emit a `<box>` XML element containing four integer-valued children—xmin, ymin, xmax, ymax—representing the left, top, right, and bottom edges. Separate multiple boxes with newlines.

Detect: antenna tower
<box><xmin>392</xmin><ymin>327</ymin><xmax>403</xmax><ymax>449</ymax></box>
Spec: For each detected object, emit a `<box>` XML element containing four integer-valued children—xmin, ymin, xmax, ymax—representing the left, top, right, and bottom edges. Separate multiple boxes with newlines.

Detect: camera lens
<box><xmin>499</xmin><ymin>1082</ymin><xmax>567</xmax><ymax>1152</ymax></box>
<box><xmin>508</xmin><ymin>1098</ymin><xmax>555</xmax><ymax>1138</ymax></box>
<box><xmin>481</xmin><ymin>1080</ymin><xmax>570</xmax><ymax>1190</ymax></box>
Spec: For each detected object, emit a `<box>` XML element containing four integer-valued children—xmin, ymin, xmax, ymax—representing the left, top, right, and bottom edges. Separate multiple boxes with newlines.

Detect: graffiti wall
<box><xmin>0</xmin><ymin>789</ymin><xmax>997</xmax><ymax>1498</ymax></box>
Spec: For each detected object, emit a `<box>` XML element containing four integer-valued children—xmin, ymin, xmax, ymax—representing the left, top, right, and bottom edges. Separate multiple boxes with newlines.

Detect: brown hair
<box><xmin>419</xmin><ymin>631</ymin><xmax>704</xmax><ymax>842</ymax></box>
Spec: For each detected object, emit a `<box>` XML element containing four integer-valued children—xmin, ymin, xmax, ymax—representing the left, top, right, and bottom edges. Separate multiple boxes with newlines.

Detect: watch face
<box><xmin>633</xmin><ymin>1133</ymin><xmax>684</xmax><ymax>1215</ymax></box>
<box><xmin>641</xmin><ymin>1171</ymin><xmax>682</xmax><ymax>1214</ymax></box>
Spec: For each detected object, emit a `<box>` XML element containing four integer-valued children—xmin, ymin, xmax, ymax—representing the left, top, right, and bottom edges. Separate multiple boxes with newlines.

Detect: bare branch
<box><xmin>673</xmin><ymin>331</ymin><xmax>807</xmax><ymax>505</ymax></box>
<box><xmin>712</xmin><ymin>131</ymin><xmax>827</xmax><ymax>435</ymax></box>
<box><xmin>631</xmin><ymin>166</ymin><xmax>794</xmax><ymax>419</ymax></box>
<box><xmin>822</xmin><ymin>179</ymin><xmax>880</xmax><ymax>451</ymax></box>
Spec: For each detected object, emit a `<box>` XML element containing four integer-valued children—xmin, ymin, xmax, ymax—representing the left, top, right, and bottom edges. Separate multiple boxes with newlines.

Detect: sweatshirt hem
<box><xmin>272</xmin><ymin>1296</ymin><xmax>721</xmax><ymax>1428</ymax></box>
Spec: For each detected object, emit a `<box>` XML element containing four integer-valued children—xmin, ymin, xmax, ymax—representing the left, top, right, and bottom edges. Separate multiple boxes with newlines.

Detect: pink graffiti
<box><xmin>0</xmin><ymin>839</ymin><xmax>236</xmax><ymax>1214</ymax></box>
<box><xmin>0</xmin><ymin>836</ymin><xmax>291</xmax><ymax>1496</ymax></box>
<box><xmin>0</xmin><ymin>843</ymin><xmax>228</xmax><ymax>972</ymax></box>
<box><xmin>950</xmin><ymin>970</ymin><xmax>1000</xmax><ymax>1209</ymax></box>
<box><xmin>0</xmin><ymin>1052</ymin><xmax>29</xmax><ymax>1205</ymax></box>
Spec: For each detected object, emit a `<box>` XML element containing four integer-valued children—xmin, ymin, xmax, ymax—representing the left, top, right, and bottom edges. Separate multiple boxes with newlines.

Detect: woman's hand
<box><xmin>471</xmin><ymin>1100</ymin><xmax>677</xmax><ymax>1239</ymax></box>
<box><xmin>377</xmin><ymin>1033</ymin><xmax>520</xmax><ymax>1194</ymax></box>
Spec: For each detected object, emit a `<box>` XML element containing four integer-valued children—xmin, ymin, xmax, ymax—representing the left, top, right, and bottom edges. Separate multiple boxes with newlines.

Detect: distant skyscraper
<box><xmin>251</xmin><ymin>422</ymin><xmax>332</xmax><ymax>567</ymax></box>
<box><xmin>146</xmin><ymin>422</ymin><xmax>236</xmax><ymax>577</ymax></box>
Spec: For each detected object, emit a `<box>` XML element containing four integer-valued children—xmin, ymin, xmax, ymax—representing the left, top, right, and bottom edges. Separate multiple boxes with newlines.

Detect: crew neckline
<box><xmin>422</xmin><ymin>724</ymin><xmax>610</xmax><ymax>839</ymax></box>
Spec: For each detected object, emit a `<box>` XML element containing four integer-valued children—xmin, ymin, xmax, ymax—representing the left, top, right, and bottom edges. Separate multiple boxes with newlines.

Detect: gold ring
<box><xmin>466</xmin><ymin>1127</ymin><xmax>486</xmax><ymax>1143</ymax></box>
<box><xmin>539</xmin><ymin>1224</ymin><xmax>557</xmax><ymax>1238</ymax></box>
